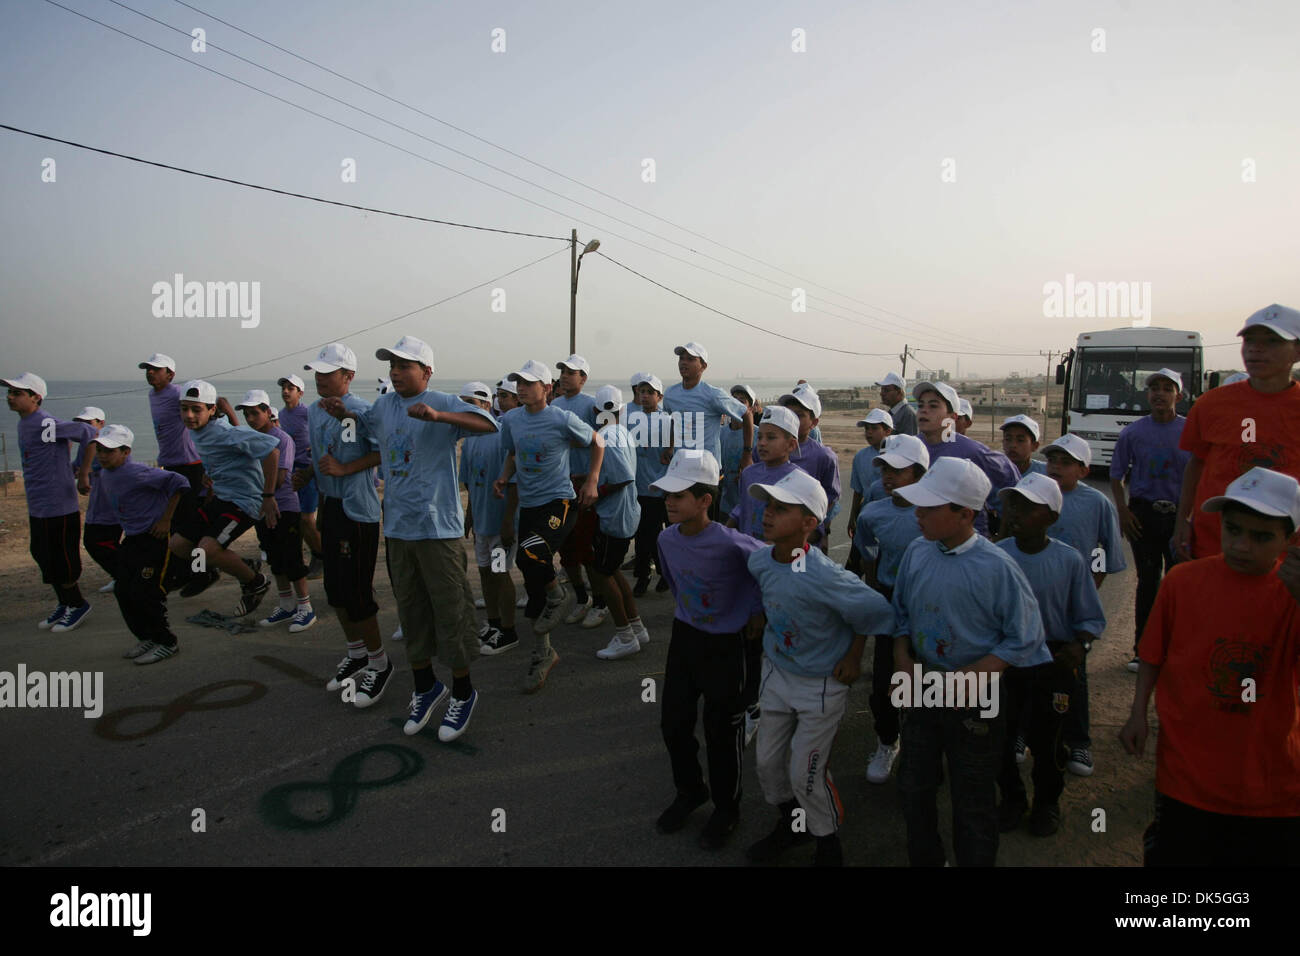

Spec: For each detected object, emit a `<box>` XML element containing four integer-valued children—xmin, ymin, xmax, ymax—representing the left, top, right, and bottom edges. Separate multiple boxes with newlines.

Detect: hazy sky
<box><xmin>2</xmin><ymin>0</ymin><xmax>1296</xmax><ymax>388</ymax></box>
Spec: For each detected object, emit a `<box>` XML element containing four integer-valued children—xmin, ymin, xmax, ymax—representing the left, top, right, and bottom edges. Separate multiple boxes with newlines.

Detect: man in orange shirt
<box><xmin>1174</xmin><ymin>304</ymin><xmax>1300</xmax><ymax>559</ymax></box>
<box><xmin>1121</xmin><ymin>467</ymin><xmax>1300</xmax><ymax>865</ymax></box>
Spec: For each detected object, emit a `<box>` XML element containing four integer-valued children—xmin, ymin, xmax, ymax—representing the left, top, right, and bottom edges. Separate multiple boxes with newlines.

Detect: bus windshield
<box><xmin>1073</xmin><ymin>347</ymin><xmax>1198</xmax><ymax>416</ymax></box>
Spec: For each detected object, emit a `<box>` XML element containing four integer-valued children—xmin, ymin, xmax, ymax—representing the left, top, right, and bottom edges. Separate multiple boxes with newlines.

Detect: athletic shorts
<box><xmin>319</xmin><ymin>496</ymin><xmax>379</xmax><ymax>620</ymax></box>
<box><xmin>162</xmin><ymin>461</ymin><xmax>206</xmax><ymax>529</ymax></box>
<box><xmin>473</xmin><ymin>532</ymin><xmax>517</xmax><ymax>570</ymax></box>
<box><xmin>295</xmin><ymin>471</ymin><xmax>319</xmax><ymax>513</ymax></box>
<box><xmin>255</xmin><ymin>510</ymin><xmax>306</xmax><ymax>581</ymax></box>
<box><xmin>592</xmin><ymin>528</ymin><xmax>632</xmax><ymax>576</ymax></box>
<box><xmin>173</xmin><ymin>496</ymin><xmax>257</xmax><ymax>548</ymax></box>
<box><xmin>29</xmin><ymin>513</ymin><xmax>82</xmax><ymax>584</ymax></box>
<box><xmin>559</xmin><ymin>479</ymin><xmax>597</xmax><ymax>566</ymax></box>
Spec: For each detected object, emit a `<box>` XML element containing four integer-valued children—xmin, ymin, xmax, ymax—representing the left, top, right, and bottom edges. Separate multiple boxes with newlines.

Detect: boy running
<box><xmin>551</xmin><ymin>354</ymin><xmax>603</xmax><ymax>627</ymax></box>
<box><xmin>628</xmin><ymin>372</ymin><xmax>670</xmax><ymax>596</ymax></box>
<box><xmin>76</xmin><ymin>406</ymin><xmax>122</xmax><ymax>591</ymax></box>
<box><xmin>139</xmin><ymin>353</ymin><xmax>205</xmax><ymax>531</ymax></box>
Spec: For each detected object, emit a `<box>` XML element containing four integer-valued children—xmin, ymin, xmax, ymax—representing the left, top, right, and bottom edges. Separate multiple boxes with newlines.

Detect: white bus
<box><xmin>1058</xmin><ymin>327</ymin><xmax>1205</xmax><ymax>471</ymax></box>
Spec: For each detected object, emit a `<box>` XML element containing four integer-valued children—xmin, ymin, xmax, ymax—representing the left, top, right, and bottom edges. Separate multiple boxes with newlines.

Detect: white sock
<box><xmin>296</xmin><ymin>594</ymin><xmax>312</xmax><ymax>613</ymax></box>
<box><xmin>278</xmin><ymin>588</ymin><xmax>294</xmax><ymax>611</ymax></box>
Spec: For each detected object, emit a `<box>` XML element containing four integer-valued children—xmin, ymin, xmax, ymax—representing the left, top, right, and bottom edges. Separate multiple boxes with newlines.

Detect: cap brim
<box><xmin>650</xmin><ymin>476</ymin><xmax>696</xmax><ymax>493</ymax></box>
<box><xmin>875</xmin><ymin>452</ymin><xmax>920</xmax><ymax>470</ymax></box>
<box><xmin>92</xmin><ymin>437</ymin><xmax>130</xmax><ymax>449</ymax></box>
<box><xmin>376</xmin><ymin>348</ymin><xmax>428</xmax><ymax>364</ymax></box>
<box><xmin>894</xmin><ymin>483</ymin><xmax>951</xmax><ymax>507</ymax></box>
<box><xmin>1041</xmin><ymin>444</ymin><xmax>1087</xmax><ymax>464</ymax></box>
<box><xmin>304</xmin><ymin>361</ymin><xmax>344</xmax><ymax>373</ymax></box>
<box><xmin>138</xmin><ymin>362</ymin><xmax>171</xmax><ymax>370</ymax></box>
<box><xmin>1201</xmin><ymin>494</ymin><xmax>1290</xmax><ymax>518</ymax></box>
<box><xmin>1237</xmin><ymin>321</ymin><xmax>1298</xmax><ymax>341</ymax></box>
<box><xmin>276</xmin><ymin>378</ymin><xmax>300</xmax><ymax>387</ymax></box>
<box><xmin>508</xmin><ymin>372</ymin><xmax>542</xmax><ymax>383</ymax></box>
<box><xmin>997</xmin><ymin>487</ymin><xmax>1059</xmax><ymax>513</ymax></box>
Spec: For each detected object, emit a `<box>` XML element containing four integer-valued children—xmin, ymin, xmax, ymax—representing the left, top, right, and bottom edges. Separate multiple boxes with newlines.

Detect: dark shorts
<box><xmin>295</xmin><ymin>471</ymin><xmax>319</xmax><ymax>513</ymax></box>
<box><xmin>255</xmin><ymin>510</ymin><xmax>306</xmax><ymax>581</ymax></box>
<box><xmin>173</xmin><ymin>496</ymin><xmax>257</xmax><ymax>548</ymax></box>
<box><xmin>592</xmin><ymin>529</ymin><xmax>632</xmax><ymax>576</ymax></box>
<box><xmin>559</xmin><ymin>479</ymin><xmax>597</xmax><ymax>566</ymax></box>
<box><xmin>29</xmin><ymin>513</ymin><xmax>82</xmax><ymax>584</ymax></box>
<box><xmin>320</xmin><ymin>496</ymin><xmax>379</xmax><ymax>621</ymax></box>
<box><xmin>162</xmin><ymin>461</ymin><xmax>206</xmax><ymax>529</ymax></box>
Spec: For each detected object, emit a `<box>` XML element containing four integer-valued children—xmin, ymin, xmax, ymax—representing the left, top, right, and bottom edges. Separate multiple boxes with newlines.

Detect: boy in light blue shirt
<box><xmin>552</xmin><ymin>354</ymin><xmax>603</xmax><ymax>626</ymax></box>
<box><xmin>719</xmin><ymin>383</ymin><xmax>757</xmax><ymax>516</ymax></box>
<box><xmin>846</xmin><ymin>407</ymin><xmax>893</xmax><ymax>573</ymax></box>
<box><xmin>627</xmin><ymin>372</ymin><xmax>670</xmax><ymax>596</ymax></box>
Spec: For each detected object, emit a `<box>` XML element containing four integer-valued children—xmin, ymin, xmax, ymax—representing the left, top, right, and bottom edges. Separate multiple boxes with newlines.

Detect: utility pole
<box><xmin>569</xmin><ymin>229</ymin><xmax>578</xmax><ymax>355</ymax></box>
<box><xmin>900</xmin><ymin>344</ymin><xmax>911</xmax><ymax>380</ymax></box>
<box><xmin>1039</xmin><ymin>349</ymin><xmax>1059</xmax><ymax>435</ymax></box>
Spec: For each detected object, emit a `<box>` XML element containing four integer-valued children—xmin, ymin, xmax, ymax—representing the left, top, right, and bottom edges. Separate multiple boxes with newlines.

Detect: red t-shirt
<box><xmin>1180</xmin><ymin>380</ymin><xmax>1300</xmax><ymax>557</ymax></box>
<box><xmin>1138</xmin><ymin>554</ymin><xmax>1300</xmax><ymax>816</ymax></box>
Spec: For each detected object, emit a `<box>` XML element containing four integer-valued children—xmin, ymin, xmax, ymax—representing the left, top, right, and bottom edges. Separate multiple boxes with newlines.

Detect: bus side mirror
<box><xmin>1055</xmin><ymin>364</ymin><xmax>1066</xmax><ymax>386</ymax></box>
<box><xmin>1208</xmin><ymin>371</ymin><xmax>1220</xmax><ymax>389</ymax></box>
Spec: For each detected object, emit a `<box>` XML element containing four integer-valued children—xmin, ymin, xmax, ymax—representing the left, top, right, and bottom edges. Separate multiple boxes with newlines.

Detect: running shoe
<box><xmin>403</xmin><ymin>681</ymin><xmax>449</xmax><ymax>736</ymax></box>
<box><xmin>438</xmin><ymin>690</ymin><xmax>478</xmax><ymax>742</ymax></box>
<box><xmin>51</xmin><ymin>603</ymin><xmax>92</xmax><ymax>633</ymax></box>
<box><xmin>353</xmin><ymin>661</ymin><xmax>395</xmax><ymax>708</ymax></box>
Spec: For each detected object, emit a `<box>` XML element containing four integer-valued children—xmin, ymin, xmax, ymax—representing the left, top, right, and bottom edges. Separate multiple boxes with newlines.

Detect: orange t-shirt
<box><xmin>1180</xmin><ymin>380</ymin><xmax>1300</xmax><ymax>557</ymax></box>
<box><xmin>1138</xmin><ymin>554</ymin><xmax>1300</xmax><ymax>816</ymax></box>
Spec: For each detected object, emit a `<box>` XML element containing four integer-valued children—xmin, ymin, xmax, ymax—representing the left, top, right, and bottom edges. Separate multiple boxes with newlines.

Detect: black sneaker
<box><xmin>1028</xmin><ymin>802</ymin><xmax>1061</xmax><ymax>837</ymax></box>
<box><xmin>813</xmin><ymin>834</ymin><xmax>843</xmax><ymax>867</ymax></box>
<box><xmin>479</xmin><ymin>629</ymin><xmax>519</xmax><ymax>656</ymax></box>
<box><xmin>746</xmin><ymin>812</ymin><xmax>812</xmax><ymax>864</ymax></box>
<box><xmin>632</xmin><ymin>577</ymin><xmax>649</xmax><ymax>598</ymax></box>
<box><xmin>998</xmin><ymin>799</ymin><xmax>1028</xmax><ymax>832</ymax></box>
<box><xmin>232</xmin><ymin>572</ymin><xmax>271</xmax><ymax>617</ymax></box>
<box><xmin>698</xmin><ymin>809</ymin><xmax>739</xmax><ymax>850</ymax></box>
<box><xmin>656</xmin><ymin>788</ymin><xmax>709</xmax><ymax>834</ymax></box>
<box><xmin>353</xmin><ymin>661</ymin><xmax>395</xmax><ymax>709</ymax></box>
<box><xmin>179</xmin><ymin>569</ymin><xmax>220</xmax><ymax>598</ymax></box>
<box><xmin>326</xmin><ymin>655</ymin><xmax>369</xmax><ymax>692</ymax></box>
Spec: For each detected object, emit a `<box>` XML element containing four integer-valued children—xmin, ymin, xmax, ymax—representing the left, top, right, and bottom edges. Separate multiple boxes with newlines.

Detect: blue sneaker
<box><xmin>288</xmin><ymin>608</ymin><xmax>317</xmax><ymax>633</ymax></box>
<box><xmin>38</xmin><ymin>605</ymin><xmax>67</xmax><ymax>630</ymax></box>
<box><xmin>258</xmin><ymin>606</ymin><xmax>296</xmax><ymax>627</ymax></box>
<box><xmin>438</xmin><ymin>690</ymin><xmax>478</xmax><ymax>742</ymax></box>
<box><xmin>51</xmin><ymin>603</ymin><xmax>92</xmax><ymax>633</ymax></box>
<box><xmin>403</xmin><ymin>681</ymin><xmax>448</xmax><ymax>736</ymax></box>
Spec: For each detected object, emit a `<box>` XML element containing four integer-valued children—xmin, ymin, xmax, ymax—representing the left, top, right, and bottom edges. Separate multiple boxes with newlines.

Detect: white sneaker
<box><xmin>535</xmin><ymin>584</ymin><xmax>575</xmax><ymax>634</ymax></box>
<box><xmin>391</xmin><ymin>625</ymin><xmax>405</xmax><ymax>641</ymax></box>
<box><xmin>580</xmin><ymin>605</ymin><xmax>608</xmax><ymax>629</ymax></box>
<box><xmin>563</xmin><ymin>598</ymin><xmax>592</xmax><ymax>626</ymax></box>
<box><xmin>98</xmin><ymin>580</ymin><xmax>116</xmax><ymax>594</ymax></box>
<box><xmin>744</xmin><ymin>705</ymin><xmax>761</xmax><ymax>747</ymax></box>
<box><xmin>630</xmin><ymin>619</ymin><xmax>650</xmax><ymax>646</ymax></box>
<box><xmin>866</xmin><ymin>740</ymin><xmax>900</xmax><ymax>784</ymax></box>
<box><xmin>474</xmin><ymin>597</ymin><xmax>487</xmax><ymax>609</ymax></box>
<box><xmin>596</xmin><ymin>629</ymin><xmax>640</xmax><ymax>660</ymax></box>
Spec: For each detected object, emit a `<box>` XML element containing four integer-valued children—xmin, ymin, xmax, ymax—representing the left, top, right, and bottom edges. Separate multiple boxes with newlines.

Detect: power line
<box><xmin>53</xmin><ymin>245</ymin><xmax>570</xmax><ymax>402</ymax></box>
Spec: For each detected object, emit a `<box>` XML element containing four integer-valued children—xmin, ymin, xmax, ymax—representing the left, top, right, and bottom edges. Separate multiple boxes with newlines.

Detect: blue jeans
<box><xmin>898</xmin><ymin>688</ymin><xmax>1007</xmax><ymax>867</ymax></box>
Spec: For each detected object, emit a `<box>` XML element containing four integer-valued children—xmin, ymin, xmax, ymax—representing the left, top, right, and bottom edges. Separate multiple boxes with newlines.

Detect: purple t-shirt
<box><xmin>657</xmin><ymin>521</ymin><xmax>765</xmax><ymax>633</ymax></box>
<box><xmin>730</xmin><ymin>460</ymin><xmax>799</xmax><ymax>539</ymax></box>
<box><xmin>925</xmin><ymin>433</ymin><xmax>1021</xmax><ymax>536</ymax></box>
<box><xmin>96</xmin><ymin>460</ymin><xmax>190</xmax><ymax>535</ymax></box>
<box><xmin>1111</xmin><ymin>415</ymin><xmax>1190</xmax><ymax>504</ymax></box>
<box><xmin>17</xmin><ymin>412</ymin><xmax>95</xmax><ymax>518</ymax></box>
<box><xmin>263</xmin><ymin>424</ymin><xmax>299</xmax><ymax>513</ymax></box>
<box><xmin>149</xmin><ymin>383</ymin><xmax>199</xmax><ymax>466</ymax></box>
<box><xmin>790</xmin><ymin>437</ymin><xmax>842</xmax><ymax>532</ymax></box>
<box><xmin>278</xmin><ymin>403</ymin><xmax>312</xmax><ymax>469</ymax></box>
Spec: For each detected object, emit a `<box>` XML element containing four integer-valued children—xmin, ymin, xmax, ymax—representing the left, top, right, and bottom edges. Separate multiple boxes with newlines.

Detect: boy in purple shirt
<box><xmin>779</xmin><ymin>384</ymin><xmax>841</xmax><ymax>551</ymax></box>
<box><xmin>653</xmin><ymin>450</ymin><xmax>765</xmax><ymax>851</ymax></box>
<box><xmin>140</xmin><ymin>353</ymin><xmax>204</xmax><ymax>523</ymax></box>
<box><xmin>278</xmin><ymin>373</ymin><xmax>324</xmax><ymax>579</ymax></box>
<box><xmin>75</xmin><ymin>407</ymin><xmax>122</xmax><ymax>592</ymax></box>
<box><xmin>91</xmin><ymin>425</ymin><xmax>191</xmax><ymax>664</ymax></box>
<box><xmin>4</xmin><ymin>372</ymin><xmax>96</xmax><ymax>632</ymax></box>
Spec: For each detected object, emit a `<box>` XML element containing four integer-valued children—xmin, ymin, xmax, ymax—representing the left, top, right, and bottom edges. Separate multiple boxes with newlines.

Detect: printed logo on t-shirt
<box><xmin>1206</xmin><ymin>638</ymin><xmax>1269</xmax><ymax>714</ymax></box>
<box><xmin>676</xmin><ymin>569</ymin><xmax>719</xmax><ymax>626</ymax></box>
<box><xmin>386</xmin><ymin>432</ymin><xmax>413</xmax><ymax>478</ymax></box>
<box><xmin>1237</xmin><ymin>442</ymin><xmax>1285</xmax><ymax>475</ymax></box>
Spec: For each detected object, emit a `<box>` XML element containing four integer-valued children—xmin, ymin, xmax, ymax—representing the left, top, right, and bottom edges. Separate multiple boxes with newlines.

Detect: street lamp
<box><xmin>570</xmin><ymin>230</ymin><xmax>601</xmax><ymax>353</ymax></box>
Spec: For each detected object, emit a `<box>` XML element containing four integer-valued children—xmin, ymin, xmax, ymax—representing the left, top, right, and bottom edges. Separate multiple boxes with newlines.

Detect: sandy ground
<box><xmin>0</xmin><ymin>408</ymin><xmax>1155</xmax><ymax>866</ymax></box>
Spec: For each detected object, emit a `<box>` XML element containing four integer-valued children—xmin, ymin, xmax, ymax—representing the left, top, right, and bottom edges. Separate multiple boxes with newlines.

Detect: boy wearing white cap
<box><xmin>1121</xmin><ymin>467</ymin><xmax>1300</xmax><ymax>864</ymax></box>
<box><xmin>1174</xmin><ymin>304</ymin><xmax>1300</xmax><ymax>561</ymax></box>
<box><xmin>745</xmin><ymin>469</ymin><xmax>895</xmax><ymax>866</ymax></box>
<box><xmin>459</xmin><ymin>381</ymin><xmax>519</xmax><ymax>656</ymax></box>
<box><xmin>719</xmin><ymin>383</ymin><xmax>758</xmax><ymax>518</ymax></box>
<box><xmin>89</xmin><ymin>425</ymin><xmax>191</xmax><ymax>663</ymax></box>
<box><xmin>237</xmin><ymin>390</ymin><xmax>315</xmax><ymax>632</ymax></box>
<box><xmin>5</xmin><ymin>372</ymin><xmax>96</xmax><ymax>631</ymax></box>
<box><xmin>876</xmin><ymin>372</ymin><xmax>917</xmax><ymax>436</ymax></box>
<box><xmin>891</xmin><ymin>457</ymin><xmax>1049</xmax><ymax>866</ymax></box>
<box><xmin>995</xmin><ymin>473</ymin><xmax>1106</xmax><ymax>836</ymax></box>
<box><xmin>75</xmin><ymin>407</ymin><xmax>121</xmax><ymax>590</ymax></box>
<box><xmin>279</xmin><ymin>373</ymin><xmax>324</xmax><ymax>579</ymax></box>
<box><xmin>628</xmin><ymin>372</ymin><xmax>670</xmax><ymax>596</ymax></box>
<box><xmin>956</xmin><ymin>398</ymin><xmax>973</xmax><ymax>436</ymax></box>
<box><xmin>1041</xmin><ymin>432</ymin><xmax>1126</xmax><ymax>776</ymax></box>
<box><xmin>323</xmin><ymin>337</ymin><xmax>498</xmax><ymax>740</ymax></box>
<box><xmin>551</xmin><ymin>354</ymin><xmax>604</xmax><ymax>627</ymax></box>
<box><xmin>780</xmin><ymin>384</ymin><xmax>841</xmax><ymax>550</ymax></box>
<box><xmin>846</xmin><ymin>407</ymin><xmax>894</xmax><ymax>573</ymax></box>
<box><xmin>652</xmin><ymin>450</ymin><xmax>766</xmax><ymax>850</ymax></box>
<box><xmin>1110</xmin><ymin>369</ymin><xmax>1192</xmax><ymax>671</ymax></box>
<box><xmin>999</xmin><ymin>415</ymin><xmax>1046</xmax><ymax>478</ymax></box>
<box><xmin>494</xmin><ymin>359</ymin><xmax>605</xmax><ymax>693</ymax></box>
<box><xmin>139</xmin><ymin>354</ymin><xmax>206</xmax><ymax>535</ymax></box>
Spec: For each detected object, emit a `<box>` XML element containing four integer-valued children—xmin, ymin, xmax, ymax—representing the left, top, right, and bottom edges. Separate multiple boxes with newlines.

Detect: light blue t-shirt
<box><xmin>996</xmin><ymin>538</ymin><xmax>1107</xmax><ymax>644</ymax></box>
<box><xmin>499</xmin><ymin>404</ymin><xmax>596</xmax><ymax>508</ymax></box>
<box><xmin>662</xmin><ymin>380</ymin><xmax>746</xmax><ymax>462</ymax></box>
<box><xmin>308</xmin><ymin>392</ymin><xmax>381</xmax><ymax>523</ymax></box>
<box><xmin>855</xmin><ymin>497</ymin><xmax>923</xmax><ymax>589</ymax></box>
<box><xmin>748</xmin><ymin>545</ymin><xmax>895</xmax><ymax>678</ymax></box>
<box><xmin>625</xmin><ymin>407</ymin><xmax>670</xmax><ymax>498</ymax></box>
<box><xmin>594</xmin><ymin>423</ymin><xmax>641</xmax><ymax>539</ymax></box>
<box><xmin>462</xmin><ymin>430</ymin><xmax>509</xmax><ymax>537</ymax></box>
<box><xmin>551</xmin><ymin>391</ymin><xmax>599</xmax><ymax>476</ymax></box>
<box><xmin>893</xmin><ymin>533</ymin><xmax>1051</xmax><ymax>670</ymax></box>
<box><xmin>190</xmin><ymin>416</ymin><xmax>282</xmax><ymax>517</ymax></box>
<box><xmin>360</xmin><ymin>390</ymin><xmax>497</xmax><ymax>540</ymax></box>
<box><xmin>850</xmin><ymin>445</ymin><xmax>881</xmax><ymax>497</ymax></box>
<box><xmin>719</xmin><ymin>419</ymin><xmax>745</xmax><ymax>516</ymax></box>
<box><xmin>730</xmin><ymin>460</ymin><xmax>799</xmax><ymax>539</ymax></box>
<box><xmin>1049</xmin><ymin>481</ymin><xmax>1128</xmax><ymax>576</ymax></box>
<box><xmin>868</xmin><ymin>477</ymin><xmax>890</xmax><ymax>502</ymax></box>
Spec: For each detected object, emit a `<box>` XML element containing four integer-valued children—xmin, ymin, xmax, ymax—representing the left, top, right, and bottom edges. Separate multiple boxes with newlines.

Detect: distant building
<box><xmin>915</xmin><ymin>368</ymin><xmax>950</xmax><ymax>382</ymax></box>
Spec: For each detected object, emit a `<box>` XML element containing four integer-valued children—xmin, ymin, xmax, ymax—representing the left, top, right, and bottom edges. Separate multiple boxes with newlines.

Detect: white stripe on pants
<box><xmin>755</xmin><ymin>658</ymin><xmax>849</xmax><ymax>837</ymax></box>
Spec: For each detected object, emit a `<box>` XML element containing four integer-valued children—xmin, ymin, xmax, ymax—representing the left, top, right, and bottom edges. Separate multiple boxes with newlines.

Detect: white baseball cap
<box><xmin>748</xmin><ymin>468</ymin><xmax>829</xmax><ymax>523</ymax></box>
<box><xmin>913</xmin><ymin>381</ymin><xmax>960</xmax><ymax>413</ymax></box>
<box><xmin>138</xmin><ymin>353</ymin><xmax>176</xmax><ymax>372</ymax></box>
<box><xmin>1202</xmin><ymin>466</ymin><xmax>1300</xmax><ymax>530</ymax></box>
<box><xmin>674</xmin><ymin>342</ymin><xmax>709</xmax><ymax>363</ymax></box>
<box><xmin>594</xmin><ymin>384</ymin><xmax>624</xmax><ymax>413</ymax></box>
<box><xmin>557</xmin><ymin>354</ymin><xmax>591</xmax><ymax>375</ymax></box>
<box><xmin>630</xmin><ymin>371</ymin><xmax>664</xmax><ymax>394</ymax></box>
<box><xmin>894</xmin><ymin>457</ymin><xmax>991</xmax><ymax>511</ymax></box>
<box><xmin>509</xmin><ymin>359</ymin><xmax>552</xmax><ymax>383</ymax></box>
<box><xmin>730</xmin><ymin>383</ymin><xmax>757</xmax><ymax>404</ymax></box>
<box><xmin>377</xmin><ymin>378</ymin><xmax>394</xmax><ymax>395</ymax></box>
<box><xmin>1238</xmin><ymin>303</ymin><xmax>1300</xmax><ymax>341</ymax></box>
<box><xmin>92</xmin><ymin>423</ymin><xmax>135</xmax><ymax>449</ymax></box>
<box><xmin>3</xmin><ymin>372</ymin><xmax>48</xmax><ymax>398</ymax></box>
<box><xmin>856</xmin><ymin>408</ymin><xmax>894</xmax><ymax>428</ymax></box>
<box><xmin>957</xmin><ymin>398</ymin><xmax>973</xmax><ymax>419</ymax></box>
<box><xmin>459</xmin><ymin>381</ymin><xmax>492</xmax><ymax>402</ymax></box>
<box><xmin>1144</xmin><ymin>368</ymin><xmax>1183</xmax><ymax>391</ymax></box>
<box><xmin>651</xmin><ymin>449</ymin><xmax>721</xmax><ymax>493</ymax></box>
<box><xmin>875</xmin><ymin>372</ymin><xmax>905</xmax><ymax>389</ymax></box>
<box><xmin>235</xmin><ymin>388</ymin><xmax>273</xmax><ymax>409</ymax></box>
<box><xmin>305</xmin><ymin>342</ymin><xmax>358</xmax><ymax>373</ymax></box>
<box><xmin>1042</xmin><ymin>433</ymin><xmax>1092</xmax><ymax>467</ymax></box>
<box><xmin>74</xmin><ymin>406</ymin><xmax>106</xmax><ymax>423</ymax></box>
<box><xmin>376</xmin><ymin>335</ymin><xmax>435</xmax><ymax>369</ymax></box>
<box><xmin>496</xmin><ymin>377</ymin><xmax>518</xmax><ymax>396</ymax></box>
<box><xmin>758</xmin><ymin>405</ymin><xmax>800</xmax><ymax>439</ymax></box>
<box><xmin>277</xmin><ymin>373</ymin><xmax>306</xmax><ymax>392</ymax></box>
<box><xmin>779</xmin><ymin>383</ymin><xmax>822</xmax><ymax>418</ymax></box>
<box><xmin>1221</xmin><ymin>371</ymin><xmax>1249</xmax><ymax>386</ymax></box>
<box><xmin>180</xmin><ymin>380</ymin><xmax>218</xmax><ymax>405</ymax></box>
<box><xmin>998</xmin><ymin>471</ymin><xmax>1063</xmax><ymax>516</ymax></box>
<box><xmin>1000</xmin><ymin>415</ymin><xmax>1041</xmax><ymax>442</ymax></box>
<box><xmin>874</xmin><ymin>433</ymin><xmax>930</xmax><ymax>471</ymax></box>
